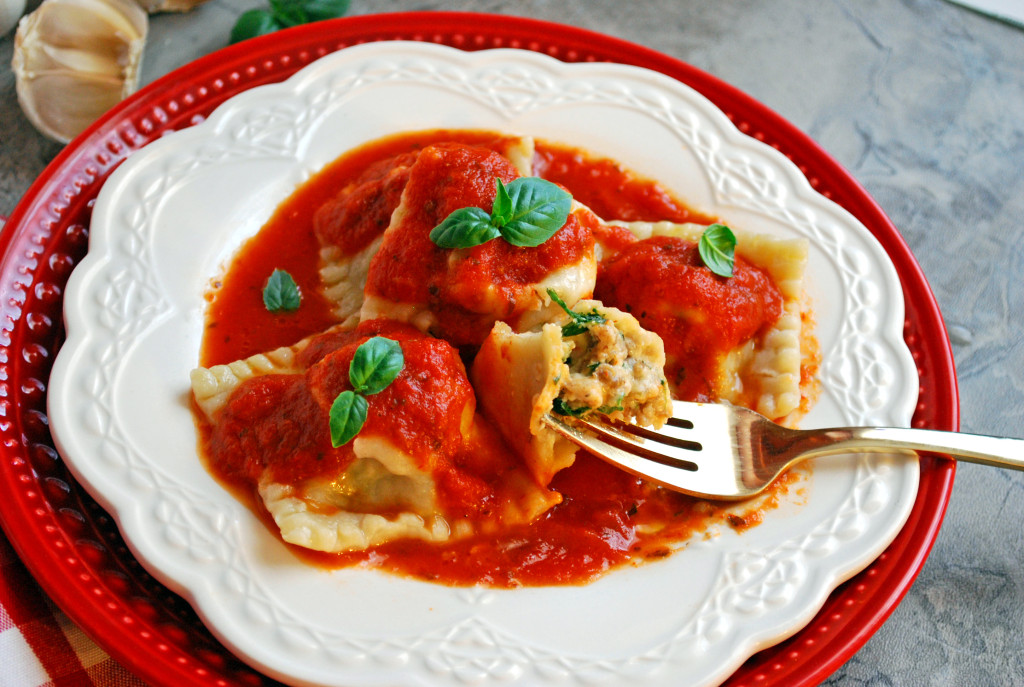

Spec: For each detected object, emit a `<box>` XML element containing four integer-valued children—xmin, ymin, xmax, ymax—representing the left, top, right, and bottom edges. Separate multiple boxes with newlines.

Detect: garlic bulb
<box><xmin>12</xmin><ymin>0</ymin><xmax>148</xmax><ymax>143</ymax></box>
<box><xmin>1</xmin><ymin>0</ymin><xmax>26</xmax><ymax>36</ymax></box>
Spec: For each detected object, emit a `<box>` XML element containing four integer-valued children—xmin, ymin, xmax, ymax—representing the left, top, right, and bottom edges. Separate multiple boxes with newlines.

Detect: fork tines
<box><xmin>554</xmin><ymin>414</ymin><xmax>701</xmax><ymax>472</ymax></box>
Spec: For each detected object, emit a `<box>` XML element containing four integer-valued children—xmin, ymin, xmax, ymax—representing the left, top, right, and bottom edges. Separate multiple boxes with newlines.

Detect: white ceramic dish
<box><xmin>48</xmin><ymin>42</ymin><xmax>919</xmax><ymax>687</ymax></box>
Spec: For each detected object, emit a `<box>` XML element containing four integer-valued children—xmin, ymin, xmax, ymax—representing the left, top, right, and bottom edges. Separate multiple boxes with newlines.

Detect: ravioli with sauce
<box><xmin>192</xmin><ymin>131</ymin><xmax>819</xmax><ymax>583</ymax></box>
<box><xmin>360</xmin><ymin>141</ymin><xmax>600</xmax><ymax>347</ymax></box>
<box><xmin>192</xmin><ymin>319</ymin><xmax>558</xmax><ymax>553</ymax></box>
<box><xmin>596</xmin><ymin>220</ymin><xmax>811</xmax><ymax>422</ymax></box>
<box><xmin>315</xmin><ymin>136</ymin><xmax>537</xmax><ymax>326</ymax></box>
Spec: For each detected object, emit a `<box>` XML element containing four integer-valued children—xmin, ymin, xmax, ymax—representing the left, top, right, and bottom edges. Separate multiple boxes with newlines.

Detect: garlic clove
<box><xmin>12</xmin><ymin>0</ymin><xmax>147</xmax><ymax>143</ymax></box>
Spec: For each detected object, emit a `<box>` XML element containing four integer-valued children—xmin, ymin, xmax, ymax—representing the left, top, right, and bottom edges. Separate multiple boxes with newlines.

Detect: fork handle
<box><xmin>791</xmin><ymin>426</ymin><xmax>1024</xmax><ymax>471</ymax></box>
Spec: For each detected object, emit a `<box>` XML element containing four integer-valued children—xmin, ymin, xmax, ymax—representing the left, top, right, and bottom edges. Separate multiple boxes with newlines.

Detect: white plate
<box><xmin>48</xmin><ymin>42</ymin><xmax>919</xmax><ymax>687</ymax></box>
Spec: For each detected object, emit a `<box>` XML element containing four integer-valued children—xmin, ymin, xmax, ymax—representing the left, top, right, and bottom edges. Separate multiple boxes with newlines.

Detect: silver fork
<box><xmin>542</xmin><ymin>399</ymin><xmax>1024</xmax><ymax>500</ymax></box>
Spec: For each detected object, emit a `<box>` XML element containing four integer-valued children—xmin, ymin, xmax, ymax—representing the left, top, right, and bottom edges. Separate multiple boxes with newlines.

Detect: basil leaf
<box><xmin>349</xmin><ymin>337</ymin><xmax>404</xmax><ymax>396</ymax></box>
<box><xmin>329</xmin><ymin>390</ymin><xmax>367</xmax><ymax>447</ymax></box>
<box><xmin>299</xmin><ymin>0</ymin><xmax>350</xmax><ymax>21</ymax></box>
<box><xmin>547</xmin><ymin>288</ymin><xmax>606</xmax><ymax>337</ymax></box>
<box><xmin>497</xmin><ymin>177</ymin><xmax>572</xmax><ymax>247</ymax></box>
<box><xmin>230</xmin><ymin>9</ymin><xmax>282</xmax><ymax>43</ymax></box>
<box><xmin>428</xmin><ymin>176</ymin><xmax>572</xmax><ymax>250</ymax></box>
<box><xmin>262</xmin><ymin>269</ymin><xmax>301</xmax><ymax>312</ymax></box>
<box><xmin>429</xmin><ymin>206</ymin><xmax>501</xmax><ymax>249</ymax></box>
<box><xmin>269</xmin><ymin>0</ymin><xmax>307</xmax><ymax>26</ymax></box>
<box><xmin>491</xmin><ymin>177</ymin><xmax>513</xmax><ymax>227</ymax></box>
<box><xmin>232</xmin><ymin>0</ymin><xmax>348</xmax><ymax>43</ymax></box>
<box><xmin>698</xmin><ymin>223</ymin><xmax>736</xmax><ymax>278</ymax></box>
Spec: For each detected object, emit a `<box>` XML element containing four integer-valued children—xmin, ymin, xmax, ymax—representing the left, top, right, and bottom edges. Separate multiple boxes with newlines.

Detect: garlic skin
<box><xmin>12</xmin><ymin>0</ymin><xmax>148</xmax><ymax>144</ymax></box>
<box><xmin>1</xmin><ymin>0</ymin><xmax>26</xmax><ymax>35</ymax></box>
<box><xmin>134</xmin><ymin>0</ymin><xmax>209</xmax><ymax>12</ymax></box>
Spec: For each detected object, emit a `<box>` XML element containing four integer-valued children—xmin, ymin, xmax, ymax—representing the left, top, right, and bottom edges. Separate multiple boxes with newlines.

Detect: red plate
<box><xmin>0</xmin><ymin>12</ymin><xmax>957</xmax><ymax>687</ymax></box>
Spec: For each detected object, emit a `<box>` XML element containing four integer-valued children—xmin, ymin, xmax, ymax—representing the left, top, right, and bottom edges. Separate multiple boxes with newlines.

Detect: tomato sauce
<box><xmin>533</xmin><ymin>145</ymin><xmax>716</xmax><ymax>224</ymax></box>
<box><xmin>197</xmin><ymin>130</ymin><xmax>797</xmax><ymax>587</ymax></box>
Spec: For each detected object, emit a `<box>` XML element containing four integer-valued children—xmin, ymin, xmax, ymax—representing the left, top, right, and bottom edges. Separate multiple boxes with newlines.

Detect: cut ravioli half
<box><xmin>191</xmin><ymin>319</ymin><xmax>558</xmax><ymax>553</ymax></box>
<box><xmin>595</xmin><ymin>221</ymin><xmax>810</xmax><ymax>421</ymax></box>
<box><xmin>315</xmin><ymin>135</ymin><xmax>536</xmax><ymax>326</ymax></box>
<box><xmin>360</xmin><ymin>141</ymin><xmax>599</xmax><ymax>347</ymax></box>
<box><xmin>471</xmin><ymin>301</ymin><xmax>671</xmax><ymax>486</ymax></box>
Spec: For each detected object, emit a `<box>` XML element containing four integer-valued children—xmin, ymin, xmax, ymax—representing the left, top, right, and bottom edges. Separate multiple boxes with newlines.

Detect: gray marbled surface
<box><xmin>2</xmin><ymin>0</ymin><xmax>1023</xmax><ymax>685</ymax></box>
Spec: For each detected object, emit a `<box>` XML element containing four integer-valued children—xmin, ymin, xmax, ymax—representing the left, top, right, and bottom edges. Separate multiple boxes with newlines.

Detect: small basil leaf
<box><xmin>597</xmin><ymin>396</ymin><xmax>625</xmax><ymax>414</ymax></box>
<box><xmin>329</xmin><ymin>390</ymin><xmax>367</xmax><ymax>447</ymax></box>
<box><xmin>268</xmin><ymin>0</ymin><xmax>307</xmax><ymax>26</ymax></box>
<box><xmin>429</xmin><ymin>206</ymin><xmax>501</xmax><ymax>249</ymax></box>
<box><xmin>230</xmin><ymin>9</ymin><xmax>282</xmax><ymax>43</ymax></box>
<box><xmin>262</xmin><ymin>269</ymin><xmax>301</xmax><ymax>312</ymax></box>
<box><xmin>498</xmin><ymin>177</ymin><xmax>572</xmax><ymax>247</ymax></box>
<box><xmin>300</xmin><ymin>0</ymin><xmax>350</xmax><ymax>21</ymax></box>
<box><xmin>698</xmin><ymin>223</ymin><xmax>737</xmax><ymax>278</ymax></box>
<box><xmin>349</xmin><ymin>337</ymin><xmax>404</xmax><ymax>396</ymax></box>
<box><xmin>491</xmin><ymin>177</ymin><xmax>513</xmax><ymax>227</ymax></box>
<box><xmin>551</xmin><ymin>398</ymin><xmax>590</xmax><ymax>418</ymax></box>
<box><xmin>547</xmin><ymin>288</ymin><xmax>606</xmax><ymax>337</ymax></box>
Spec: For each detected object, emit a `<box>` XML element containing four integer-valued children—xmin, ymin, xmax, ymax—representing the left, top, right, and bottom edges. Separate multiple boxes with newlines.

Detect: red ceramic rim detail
<box><xmin>0</xmin><ymin>12</ymin><xmax>957</xmax><ymax>687</ymax></box>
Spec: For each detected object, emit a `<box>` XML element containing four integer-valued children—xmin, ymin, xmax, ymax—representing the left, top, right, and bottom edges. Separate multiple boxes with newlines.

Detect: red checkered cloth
<box><xmin>0</xmin><ymin>532</ymin><xmax>146</xmax><ymax>687</ymax></box>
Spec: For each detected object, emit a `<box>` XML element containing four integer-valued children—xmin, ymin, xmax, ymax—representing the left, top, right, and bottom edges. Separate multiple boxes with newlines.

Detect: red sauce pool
<box><xmin>197</xmin><ymin>130</ymin><xmax>795</xmax><ymax>587</ymax></box>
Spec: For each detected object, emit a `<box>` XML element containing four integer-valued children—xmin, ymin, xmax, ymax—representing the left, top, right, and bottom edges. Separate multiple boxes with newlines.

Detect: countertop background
<box><xmin>2</xmin><ymin>0</ymin><xmax>1023</xmax><ymax>685</ymax></box>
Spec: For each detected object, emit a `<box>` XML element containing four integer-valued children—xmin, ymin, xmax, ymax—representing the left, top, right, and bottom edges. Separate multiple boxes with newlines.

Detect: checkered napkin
<box><xmin>0</xmin><ymin>533</ymin><xmax>146</xmax><ymax>687</ymax></box>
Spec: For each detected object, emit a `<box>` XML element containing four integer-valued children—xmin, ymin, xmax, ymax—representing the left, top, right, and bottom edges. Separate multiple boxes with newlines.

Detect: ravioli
<box><xmin>360</xmin><ymin>142</ymin><xmax>599</xmax><ymax>347</ymax></box>
<box><xmin>471</xmin><ymin>300</ymin><xmax>671</xmax><ymax>485</ymax></box>
<box><xmin>316</xmin><ymin>136</ymin><xmax>537</xmax><ymax>326</ymax></box>
<box><xmin>596</xmin><ymin>221</ymin><xmax>809</xmax><ymax>421</ymax></box>
<box><xmin>191</xmin><ymin>320</ymin><xmax>558</xmax><ymax>553</ymax></box>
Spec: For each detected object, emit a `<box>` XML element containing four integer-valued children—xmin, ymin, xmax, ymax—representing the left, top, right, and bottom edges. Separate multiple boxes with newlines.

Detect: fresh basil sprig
<box><xmin>230</xmin><ymin>0</ymin><xmax>350</xmax><ymax>44</ymax></box>
<box><xmin>430</xmin><ymin>177</ymin><xmax>572</xmax><ymax>250</ymax></box>
<box><xmin>328</xmin><ymin>337</ymin><xmax>404</xmax><ymax>447</ymax></box>
<box><xmin>263</xmin><ymin>269</ymin><xmax>301</xmax><ymax>312</ymax></box>
<box><xmin>547</xmin><ymin>288</ymin><xmax>606</xmax><ymax>337</ymax></box>
<box><xmin>698</xmin><ymin>223</ymin><xmax>737</xmax><ymax>278</ymax></box>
